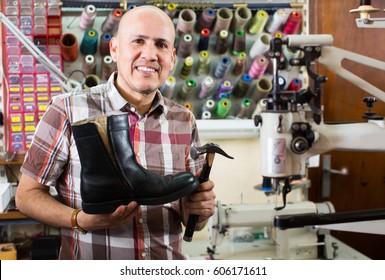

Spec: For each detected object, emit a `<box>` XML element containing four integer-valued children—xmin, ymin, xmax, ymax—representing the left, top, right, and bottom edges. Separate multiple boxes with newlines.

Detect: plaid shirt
<box><xmin>20</xmin><ymin>73</ymin><xmax>203</xmax><ymax>260</ymax></box>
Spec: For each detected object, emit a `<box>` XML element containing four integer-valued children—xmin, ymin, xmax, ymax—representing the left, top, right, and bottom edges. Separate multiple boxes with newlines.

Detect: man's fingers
<box><xmin>114</xmin><ymin>201</ymin><xmax>139</xmax><ymax>216</ymax></box>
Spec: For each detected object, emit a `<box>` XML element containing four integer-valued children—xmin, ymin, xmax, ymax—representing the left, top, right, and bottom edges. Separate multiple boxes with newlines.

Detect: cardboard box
<box><xmin>0</xmin><ymin>183</ymin><xmax>12</xmax><ymax>213</ymax></box>
<box><xmin>0</xmin><ymin>243</ymin><xmax>17</xmax><ymax>260</ymax></box>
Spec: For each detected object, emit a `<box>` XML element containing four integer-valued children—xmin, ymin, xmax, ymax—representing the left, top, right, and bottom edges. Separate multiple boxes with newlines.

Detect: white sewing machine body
<box><xmin>209</xmin><ymin>200</ymin><xmax>336</xmax><ymax>260</ymax></box>
<box><xmin>207</xmin><ymin>34</ymin><xmax>385</xmax><ymax>260</ymax></box>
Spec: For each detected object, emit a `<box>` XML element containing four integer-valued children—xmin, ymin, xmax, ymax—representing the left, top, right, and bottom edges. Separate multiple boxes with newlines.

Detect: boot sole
<box><xmin>82</xmin><ymin>179</ymin><xmax>199</xmax><ymax>214</ymax></box>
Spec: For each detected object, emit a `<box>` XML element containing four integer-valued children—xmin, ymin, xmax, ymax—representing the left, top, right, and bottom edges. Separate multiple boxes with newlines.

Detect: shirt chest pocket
<box><xmin>145</xmin><ymin>146</ymin><xmax>187</xmax><ymax>175</ymax></box>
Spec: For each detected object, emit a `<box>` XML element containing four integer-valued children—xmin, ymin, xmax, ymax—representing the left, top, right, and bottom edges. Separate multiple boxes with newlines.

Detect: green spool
<box><xmin>242</xmin><ymin>98</ymin><xmax>251</xmax><ymax>108</ymax></box>
<box><xmin>80</xmin><ymin>28</ymin><xmax>99</xmax><ymax>55</ymax></box>
<box><xmin>215</xmin><ymin>98</ymin><xmax>232</xmax><ymax>118</ymax></box>
<box><xmin>179</xmin><ymin>79</ymin><xmax>196</xmax><ymax>100</ymax></box>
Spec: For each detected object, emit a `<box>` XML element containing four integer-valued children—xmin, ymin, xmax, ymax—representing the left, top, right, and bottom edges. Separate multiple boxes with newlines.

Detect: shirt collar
<box><xmin>107</xmin><ymin>72</ymin><xmax>166</xmax><ymax>115</ymax></box>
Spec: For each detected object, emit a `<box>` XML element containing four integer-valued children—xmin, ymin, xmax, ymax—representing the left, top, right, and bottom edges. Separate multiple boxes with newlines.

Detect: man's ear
<box><xmin>170</xmin><ymin>48</ymin><xmax>177</xmax><ymax>71</ymax></box>
<box><xmin>109</xmin><ymin>37</ymin><xmax>118</xmax><ymax>62</ymax></box>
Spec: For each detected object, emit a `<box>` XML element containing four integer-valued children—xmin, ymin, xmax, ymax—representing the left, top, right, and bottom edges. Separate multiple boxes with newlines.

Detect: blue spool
<box><xmin>242</xmin><ymin>73</ymin><xmax>252</xmax><ymax>83</ymax></box>
<box><xmin>206</xmin><ymin>8</ymin><xmax>215</xmax><ymax>16</ymax></box>
<box><xmin>214</xmin><ymin>56</ymin><xmax>231</xmax><ymax>78</ymax></box>
<box><xmin>103</xmin><ymin>33</ymin><xmax>111</xmax><ymax>41</ymax></box>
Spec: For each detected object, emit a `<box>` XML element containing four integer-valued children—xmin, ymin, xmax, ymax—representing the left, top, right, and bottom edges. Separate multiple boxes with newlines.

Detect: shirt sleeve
<box><xmin>20</xmin><ymin>96</ymin><xmax>71</xmax><ymax>187</ymax></box>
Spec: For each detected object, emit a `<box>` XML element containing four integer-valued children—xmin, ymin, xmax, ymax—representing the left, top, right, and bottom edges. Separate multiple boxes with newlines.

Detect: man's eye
<box><xmin>133</xmin><ymin>39</ymin><xmax>144</xmax><ymax>44</ymax></box>
<box><xmin>157</xmin><ymin>42</ymin><xmax>168</xmax><ymax>49</ymax></box>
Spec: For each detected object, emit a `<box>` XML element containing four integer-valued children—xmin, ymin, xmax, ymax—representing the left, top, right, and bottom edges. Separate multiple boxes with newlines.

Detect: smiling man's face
<box><xmin>110</xmin><ymin>7</ymin><xmax>176</xmax><ymax>97</ymax></box>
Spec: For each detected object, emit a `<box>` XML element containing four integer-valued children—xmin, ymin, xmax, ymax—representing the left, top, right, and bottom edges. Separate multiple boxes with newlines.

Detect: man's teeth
<box><xmin>137</xmin><ymin>66</ymin><xmax>156</xmax><ymax>72</ymax></box>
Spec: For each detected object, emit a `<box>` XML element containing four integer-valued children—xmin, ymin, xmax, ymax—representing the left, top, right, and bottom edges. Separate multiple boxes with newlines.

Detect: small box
<box><xmin>30</xmin><ymin>236</ymin><xmax>60</xmax><ymax>260</ymax></box>
<box><xmin>0</xmin><ymin>183</ymin><xmax>12</xmax><ymax>213</ymax></box>
<box><xmin>0</xmin><ymin>243</ymin><xmax>17</xmax><ymax>260</ymax></box>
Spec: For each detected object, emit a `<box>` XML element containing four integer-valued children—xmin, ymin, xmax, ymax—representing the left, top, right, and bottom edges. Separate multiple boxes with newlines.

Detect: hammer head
<box><xmin>190</xmin><ymin>142</ymin><xmax>234</xmax><ymax>160</ymax></box>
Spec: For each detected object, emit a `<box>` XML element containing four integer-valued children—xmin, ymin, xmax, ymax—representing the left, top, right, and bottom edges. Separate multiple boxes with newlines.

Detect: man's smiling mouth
<box><xmin>136</xmin><ymin>66</ymin><xmax>158</xmax><ymax>73</ymax></box>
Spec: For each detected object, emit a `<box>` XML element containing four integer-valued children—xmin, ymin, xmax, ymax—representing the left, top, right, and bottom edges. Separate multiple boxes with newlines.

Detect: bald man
<box><xmin>16</xmin><ymin>5</ymin><xmax>215</xmax><ymax>260</ymax></box>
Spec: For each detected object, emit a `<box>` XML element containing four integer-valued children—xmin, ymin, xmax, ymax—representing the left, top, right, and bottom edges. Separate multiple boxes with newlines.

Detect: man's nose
<box><xmin>140</xmin><ymin>43</ymin><xmax>158</xmax><ymax>60</ymax></box>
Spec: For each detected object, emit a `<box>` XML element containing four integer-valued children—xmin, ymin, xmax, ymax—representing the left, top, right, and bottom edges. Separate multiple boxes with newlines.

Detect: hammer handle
<box><xmin>183</xmin><ymin>153</ymin><xmax>215</xmax><ymax>242</ymax></box>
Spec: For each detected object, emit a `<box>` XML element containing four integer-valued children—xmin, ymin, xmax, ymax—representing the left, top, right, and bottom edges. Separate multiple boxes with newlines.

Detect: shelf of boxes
<box><xmin>2</xmin><ymin>0</ymin><xmax>62</xmax><ymax>152</ymax></box>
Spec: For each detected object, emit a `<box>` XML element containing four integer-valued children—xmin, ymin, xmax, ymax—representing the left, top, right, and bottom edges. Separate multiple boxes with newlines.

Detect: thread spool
<box><xmin>176</xmin><ymin>9</ymin><xmax>196</xmax><ymax>35</ymax></box>
<box><xmin>83</xmin><ymin>74</ymin><xmax>100</xmax><ymax>89</ymax></box>
<box><xmin>274</xmin><ymin>31</ymin><xmax>283</xmax><ymax>39</ymax></box>
<box><xmin>216</xmin><ymin>80</ymin><xmax>233</xmax><ymax>100</ymax></box>
<box><xmin>177</xmin><ymin>33</ymin><xmax>194</xmax><ymax>58</ymax></box>
<box><xmin>214</xmin><ymin>56</ymin><xmax>231</xmax><ymax>79</ymax></box>
<box><xmin>230</xmin><ymin>6</ymin><xmax>252</xmax><ymax>32</ymax></box>
<box><xmin>198</xmin><ymin>28</ymin><xmax>211</xmax><ymax>52</ymax></box>
<box><xmin>249</xmin><ymin>33</ymin><xmax>272</xmax><ymax>59</ymax></box>
<box><xmin>288</xmin><ymin>78</ymin><xmax>302</xmax><ymax>91</ymax></box>
<box><xmin>183</xmin><ymin>102</ymin><xmax>194</xmax><ymax>113</ymax></box>
<box><xmin>236</xmin><ymin>98</ymin><xmax>252</xmax><ymax>119</ymax></box>
<box><xmin>201</xmin><ymin>110</ymin><xmax>212</xmax><ymax>120</ymax></box>
<box><xmin>100</xmin><ymin>33</ymin><xmax>112</xmax><ymax>56</ymax></box>
<box><xmin>215</xmin><ymin>98</ymin><xmax>232</xmax><ymax>118</ymax></box>
<box><xmin>80</xmin><ymin>28</ymin><xmax>98</xmax><ymax>55</ymax></box>
<box><xmin>160</xmin><ymin>76</ymin><xmax>176</xmax><ymax>98</ymax></box>
<box><xmin>203</xmin><ymin>99</ymin><xmax>216</xmax><ymax>113</ymax></box>
<box><xmin>214</xmin><ymin>30</ymin><xmax>229</xmax><ymax>55</ymax></box>
<box><xmin>248</xmin><ymin>10</ymin><xmax>269</xmax><ymax>35</ymax></box>
<box><xmin>233</xmin><ymin>74</ymin><xmax>252</xmax><ymax>98</ymax></box>
<box><xmin>101</xmin><ymin>9</ymin><xmax>123</xmax><ymax>34</ymax></box>
<box><xmin>82</xmin><ymin>54</ymin><xmax>97</xmax><ymax>75</ymax></box>
<box><xmin>250</xmin><ymin>76</ymin><xmax>272</xmax><ymax>103</ymax></box>
<box><xmin>180</xmin><ymin>56</ymin><xmax>194</xmax><ymax>79</ymax></box>
<box><xmin>195</xmin><ymin>7</ymin><xmax>216</xmax><ymax>32</ymax></box>
<box><xmin>248</xmin><ymin>55</ymin><xmax>269</xmax><ymax>79</ymax></box>
<box><xmin>283</xmin><ymin>11</ymin><xmax>302</xmax><ymax>35</ymax></box>
<box><xmin>213</xmin><ymin>7</ymin><xmax>233</xmax><ymax>35</ymax></box>
<box><xmin>179</xmin><ymin>79</ymin><xmax>196</xmax><ymax>100</ymax></box>
<box><xmin>79</xmin><ymin>5</ymin><xmax>97</xmax><ymax>30</ymax></box>
<box><xmin>278</xmin><ymin>76</ymin><xmax>286</xmax><ymax>90</ymax></box>
<box><xmin>197</xmin><ymin>50</ymin><xmax>211</xmax><ymax>76</ymax></box>
<box><xmin>198</xmin><ymin>76</ymin><xmax>214</xmax><ymax>99</ymax></box>
<box><xmin>164</xmin><ymin>3</ymin><xmax>177</xmax><ymax>19</ymax></box>
<box><xmin>102</xmin><ymin>55</ymin><xmax>116</xmax><ymax>80</ymax></box>
<box><xmin>231</xmin><ymin>29</ymin><xmax>246</xmax><ymax>55</ymax></box>
<box><xmin>265</xmin><ymin>9</ymin><xmax>288</xmax><ymax>34</ymax></box>
<box><xmin>232</xmin><ymin>52</ymin><xmax>247</xmax><ymax>75</ymax></box>
<box><xmin>275</xmin><ymin>68</ymin><xmax>297</xmax><ymax>90</ymax></box>
<box><xmin>60</xmin><ymin>33</ymin><xmax>78</xmax><ymax>62</ymax></box>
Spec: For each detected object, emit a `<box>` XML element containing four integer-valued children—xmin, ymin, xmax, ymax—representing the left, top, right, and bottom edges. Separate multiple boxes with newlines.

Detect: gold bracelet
<box><xmin>71</xmin><ymin>209</ymin><xmax>87</xmax><ymax>234</ymax></box>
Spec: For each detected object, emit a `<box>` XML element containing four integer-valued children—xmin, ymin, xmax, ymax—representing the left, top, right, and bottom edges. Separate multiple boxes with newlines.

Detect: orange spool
<box><xmin>60</xmin><ymin>33</ymin><xmax>79</xmax><ymax>62</ymax></box>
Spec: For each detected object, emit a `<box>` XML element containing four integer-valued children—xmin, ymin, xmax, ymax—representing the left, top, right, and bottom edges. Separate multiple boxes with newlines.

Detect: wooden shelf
<box><xmin>0</xmin><ymin>210</ymin><xmax>28</xmax><ymax>220</ymax></box>
<box><xmin>0</xmin><ymin>210</ymin><xmax>38</xmax><ymax>226</ymax></box>
<box><xmin>0</xmin><ymin>153</ymin><xmax>25</xmax><ymax>165</ymax></box>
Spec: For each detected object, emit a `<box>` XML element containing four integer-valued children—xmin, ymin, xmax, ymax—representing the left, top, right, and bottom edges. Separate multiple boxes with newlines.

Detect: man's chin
<box><xmin>135</xmin><ymin>87</ymin><xmax>159</xmax><ymax>95</ymax></box>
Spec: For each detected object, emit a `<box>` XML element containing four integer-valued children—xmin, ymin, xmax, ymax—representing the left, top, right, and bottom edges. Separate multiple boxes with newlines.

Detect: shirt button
<box><xmin>141</xmin><ymin>252</ymin><xmax>146</xmax><ymax>257</ymax></box>
<box><xmin>130</xmin><ymin>107</ymin><xmax>136</xmax><ymax>112</ymax></box>
<box><xmin>139</xmin><ymin>218</ymin><xmax>143</xmax><ymax>223</ymax></box>
<box><xmin>137</xmin><ymin>152</ymin><xmax>141</xmax><ymax>157</ymax></box>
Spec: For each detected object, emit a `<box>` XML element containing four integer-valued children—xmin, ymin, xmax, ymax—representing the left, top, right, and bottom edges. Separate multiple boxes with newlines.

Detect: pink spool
<box><xmin>248</xmin><ymin>55</ymin><xmax>269</xmax><ymax>79</ymax></box>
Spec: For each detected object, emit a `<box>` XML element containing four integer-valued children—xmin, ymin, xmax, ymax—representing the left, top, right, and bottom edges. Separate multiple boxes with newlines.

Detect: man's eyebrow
<box><xmin>134</xmin><ymin>35</ymin><xmax>170</xmax><ymax>43</ymax></box>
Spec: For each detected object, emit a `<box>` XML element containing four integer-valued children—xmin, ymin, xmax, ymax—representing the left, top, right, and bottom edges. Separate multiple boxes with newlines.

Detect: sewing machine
<box><xmin>207</xmin><ymin>34</ymin><xmax>385</xmax><ymax>260</ymax></box>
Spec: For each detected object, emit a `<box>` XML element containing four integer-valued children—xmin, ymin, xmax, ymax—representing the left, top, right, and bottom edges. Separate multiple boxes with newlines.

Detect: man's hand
<box><xmin>181</xmin><ymin>169</ymin><xmax>216</xmax><ymax>230</ymax></box>
<box><xmin>76</xmin><ymin>202</ymin><xmax>140</xmax><ymax>232</ymax></box>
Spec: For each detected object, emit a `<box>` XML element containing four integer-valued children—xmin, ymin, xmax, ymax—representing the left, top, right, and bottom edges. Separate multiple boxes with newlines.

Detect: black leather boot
<box><xmin>71</xmin><ymin>114</ymin><xmax>200</xmax><ymax>214</ymax></box>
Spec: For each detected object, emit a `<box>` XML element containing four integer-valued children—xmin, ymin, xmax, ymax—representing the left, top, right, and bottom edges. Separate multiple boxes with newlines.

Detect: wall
<box><xmin>200</xmin><ymin>137</ymin><xmax>264</xmax><ymax>204</ymax></box>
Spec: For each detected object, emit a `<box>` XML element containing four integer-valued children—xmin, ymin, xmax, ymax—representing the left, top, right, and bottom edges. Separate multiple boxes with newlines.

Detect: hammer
<box><xmin>183</xmin><ymin>142</ymin><xmax>234</xmax><ymax>242</ymax></box>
